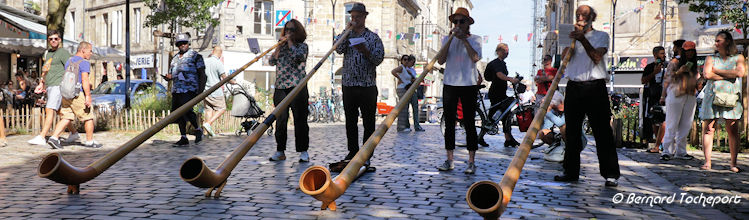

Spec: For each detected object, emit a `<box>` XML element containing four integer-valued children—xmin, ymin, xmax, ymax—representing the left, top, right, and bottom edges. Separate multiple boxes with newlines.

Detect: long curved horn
<box><xmin>299</xmin><ymin>34</ymin><xmax>455</xmax><ymax>211</ymax></box>
<box><xmin>37</xmin><ymin>39</ymin><xmax>288</xmax><ymax>194</ymax></box>
<box><xmin>180</xmin><ymin>28</ymin><xmax>354</xmax><ymax>198</ymax></box>
<box><xmin>466</xmin><ymin>37</ymin><xmax>578</xmax><ymax>219</ymax></box>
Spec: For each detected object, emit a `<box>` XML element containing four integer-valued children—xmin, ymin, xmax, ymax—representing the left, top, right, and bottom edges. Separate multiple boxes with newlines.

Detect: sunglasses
<box><xmin>452</xmin><ymin>19</ymin><xmax>467</xmax><ymax>24</ymax></box>
<box><xmin>48</xmin><ymin>37</ymin><xmax>60</xmax><ymax>41</ymax></box>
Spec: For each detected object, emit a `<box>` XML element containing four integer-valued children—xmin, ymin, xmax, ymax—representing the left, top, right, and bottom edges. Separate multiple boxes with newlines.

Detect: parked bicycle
<box><xmin>307</xmin><ymin>91</ymin><xmax>344</xmax><ymax>123</ymax></box>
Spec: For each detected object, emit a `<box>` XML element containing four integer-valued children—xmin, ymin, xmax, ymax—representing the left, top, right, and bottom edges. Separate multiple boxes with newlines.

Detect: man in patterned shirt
<box><xmin>336</xmin><ymin>2</ymin><xmax>385</xmax><ymax>163</ymax></box>
<box><xmin>166</xmin><ymin>33</ymin><xmax>206</xmax><ymax>147</ymax></box>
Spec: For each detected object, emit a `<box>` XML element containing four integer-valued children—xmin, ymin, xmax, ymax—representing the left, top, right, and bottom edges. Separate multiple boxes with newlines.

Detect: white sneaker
<box><xmin>299</xmin><ymin>151</ymin><xmax>310</xmax><ymax>162</ymax></box>
<box><xmin>27</xmin><ymin>135</ymin><xmax>46</xmax><ymax>146</ymax></box>
<box><xmin>269</xmin><ymin>151</ymin><xmax>286</xmax><ymax>161</ymax></box>
<box><xmin>63</xmin><ymin>133</ymin><xmax>80</xmax><ymax>143</ymax></box>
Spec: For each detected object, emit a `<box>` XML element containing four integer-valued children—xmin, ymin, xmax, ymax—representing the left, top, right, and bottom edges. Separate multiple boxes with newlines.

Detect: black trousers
<box><xmin>342</xmin><ymin>86</ymin><xmax>378</xmax><ymax>159</ymax></box>
<box><xmin>489</xmin><ymin>95</ymin><xmax>514</xmax><ymax>134</ymax></box>
<box><xmin>443</xmin><ymin>85</ymin><xmax>479</xmax><ymax>151</ymax></box>
<box><xmin>273</xmin><ymin>86</ymin><xmax>310</xmax><ymax>152</ymax></box>
<box><xmin>172</xmin><ymin>91</ymin><xmax>200</xmax><ymax>136</ymax></box>
<box><xmin>564</xmin><ymin>79</ymin><xmax>620</xmax><ymax>179</ymax></box>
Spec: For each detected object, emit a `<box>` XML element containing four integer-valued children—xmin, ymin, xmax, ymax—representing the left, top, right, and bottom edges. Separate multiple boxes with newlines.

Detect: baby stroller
<box><xmin>227</xmin><ymin>83</ymin><xmax>272</xmax><ymax>136</ymax></box>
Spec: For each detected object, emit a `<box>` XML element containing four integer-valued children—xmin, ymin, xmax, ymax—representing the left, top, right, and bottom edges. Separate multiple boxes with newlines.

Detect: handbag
<box><xmin>712</xmin><ymin>79</ymin><xmax>739</xmax><ymax>108</ymax></box>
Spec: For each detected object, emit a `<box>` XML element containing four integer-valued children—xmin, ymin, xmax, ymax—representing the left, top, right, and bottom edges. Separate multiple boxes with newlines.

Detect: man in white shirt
<box><xmin>435</xmin><ymin>7</ymin><xmax>482</xmax><ymax>174</ymax></box>
<box><xmin>553</xmin><ymin>5</ymin><xmax>620</xmax><ymax>187</ymax></box>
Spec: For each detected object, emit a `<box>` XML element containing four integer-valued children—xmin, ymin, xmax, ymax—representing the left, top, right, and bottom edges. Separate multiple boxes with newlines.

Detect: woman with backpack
<box><xmin>658</xmin><ymin>41</ymin><xmax>699</xmax><ymax>161</ymax></box>
<box><xmin>699</xmin><ymin>31</ymin><xmax>746</xmax><ymax>172</ymax></box>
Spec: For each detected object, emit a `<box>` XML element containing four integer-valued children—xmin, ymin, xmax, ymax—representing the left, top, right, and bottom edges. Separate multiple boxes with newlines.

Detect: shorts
<box><xmin>60</xmin><ymin>92</ymin><xmax>94</xmax><ymax>122</ymax></box>
<box><xmin>45</xmin><ymin>86</ymin><xmax>62</xmax><ymax>110</ymax></box>
<box><xmin>542</xmin><ymin>112</ymin><xmax>565</xmax><ymax>130</ymax></box>
<box><xmin>204</xmin><ymin>96</ymin><xmax>226</xmax><ymax>111</ymax></box>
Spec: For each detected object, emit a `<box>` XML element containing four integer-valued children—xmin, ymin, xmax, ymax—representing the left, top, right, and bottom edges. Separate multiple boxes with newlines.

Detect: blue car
<box><xmin>92</xmin><ymin>80</ymin><xmax>168</xmax><ymax>113</ymax></box>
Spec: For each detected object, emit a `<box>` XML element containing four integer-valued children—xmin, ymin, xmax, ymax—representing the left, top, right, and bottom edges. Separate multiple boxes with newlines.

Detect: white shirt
<box><xmin>442</xmin><ymin>35</ymin><xmax>482</xmax><ymax>86</ymax></box>
<box><xmin>397</xmin><ymin>65</ymin><xmax>417</xmax><ymax>89</ymax></box>
<box><xmin>564</xmin><ymin>30</ymin><xmax>609</xmax><ymax>82</ymax></box>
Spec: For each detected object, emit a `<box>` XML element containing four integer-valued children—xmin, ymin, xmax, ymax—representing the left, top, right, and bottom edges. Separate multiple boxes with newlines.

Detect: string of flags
<box><xmin>0</xmin><ymin>20</ymin><xmax>28</xmax><ymax>37</ymax></box>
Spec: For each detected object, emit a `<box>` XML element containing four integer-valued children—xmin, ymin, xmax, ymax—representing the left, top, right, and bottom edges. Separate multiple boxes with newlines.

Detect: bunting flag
<box><xmin>527</xmin><ymin>33</ymin><xmax>533</xmax><ymax>42</ymax></box>
<box><xmin>227</xmin><ymin>0</ymin><xmax>231</xmax><ymax>7</ymax></box>
<box><xmin>483</xmin><ymin>35</ymin><xmax>488</xmax><ymax>43</ymax></box>
<box><xmin>414</xmin><ymin>33</ymin><xmax>420</xmax><ymax>40</ymax></box>
<box><xmin>513</xmin><ymin>34</ymin><xmax>518</xmax><ymax>42</ymax></box>
<box><xmin>387</xmin><ymin>30</ymin><xmax>392</xmax><ymax>39</ymax></box>
<box><xmin>498</xmin><ymin>35</ymin><xmax>503</xmax><ymax>43</ymax></box>
<box><xmin>736</xmin><ymin>25</ymin><xmax>743</xmax><ymax>35</ymax></box>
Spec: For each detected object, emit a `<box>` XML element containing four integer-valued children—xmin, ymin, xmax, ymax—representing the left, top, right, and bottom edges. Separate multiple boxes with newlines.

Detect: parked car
<box><xmin>92</xmin><ymin>80</ymin><xmax>168</xmax><ymax>113</ymax></box>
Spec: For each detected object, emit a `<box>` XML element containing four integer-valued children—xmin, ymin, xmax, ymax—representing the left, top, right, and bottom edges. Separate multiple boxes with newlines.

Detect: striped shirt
<box><xmin>336</xmin><ymin>28</ymin><xmax>385</xmax><ymax>87</ymax></box>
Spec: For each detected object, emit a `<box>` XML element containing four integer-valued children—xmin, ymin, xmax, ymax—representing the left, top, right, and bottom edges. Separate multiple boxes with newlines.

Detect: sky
<box><xmin>471</xmin><ymin>0</ymin><xmax>535</xmax><ymax>78</ymax></box>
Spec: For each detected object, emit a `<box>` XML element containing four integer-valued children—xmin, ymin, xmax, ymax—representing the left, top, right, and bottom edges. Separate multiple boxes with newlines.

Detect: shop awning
<box><xmin>0</xmin><ymin>10</ymin><xmax>45</xmax><ymax>39</ymax></box>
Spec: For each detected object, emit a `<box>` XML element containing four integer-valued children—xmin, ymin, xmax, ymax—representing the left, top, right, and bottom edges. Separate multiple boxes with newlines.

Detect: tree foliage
<box><xmin>677</xmin><ymin>0</ymin><xmax>749</xmax><ymax>38</ymax></box>
<box><xmin>47</xmin><ymin>0</ymin><xmax>71</xmax><ymax>38</ymax></box>
<box><xmin>143</xmin><ymin>0</ymin><xmax>222</xmax><ymax>31</ymax></box>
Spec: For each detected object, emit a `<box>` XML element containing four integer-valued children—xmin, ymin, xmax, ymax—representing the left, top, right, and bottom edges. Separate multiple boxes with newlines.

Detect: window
<box><xmin>70</xmin><ymin>11</ymin><xmax>76</xmax><ymax>39</ymax></box>
<box><xmin>110</xmin><ymin>10</ymin><xmax>123</xmax><ymax>46</ymax></box>
<box><xmin>705</xmin><ymin>1</ymin><xmax>730</xmax><ymax>28</ymax></box>
<box><xmin>263</xmin><ymin>1</ymin><xmax>273</xmax><ymax>35</ymax></box>
<box><xmin>103</xmin><ymin>13</ymin><xmax>109</xmax><ymax>45</ymax></box>
<box><xmin>237</xmin><ymin>26</ymin><xmax>243</xmax><ymax>35</ymax></box>
<box><xmin>254</xmin><ymin>1</ymin><xmax>262</xmax><ymax>34</ymax></box>
<box><xmin>89</xmin><ymin>15</ymin><xmax>95</xmax><ymax>42</ymax></box>
<box><xmin>253</xmin><ymin>1</ymin><xmax>274</xmax><ymax>35</ymax></box>
<box><xmin>134</xmin><ymin>8</ymin><xmax>141</xmax><ymax>43</ymax></box>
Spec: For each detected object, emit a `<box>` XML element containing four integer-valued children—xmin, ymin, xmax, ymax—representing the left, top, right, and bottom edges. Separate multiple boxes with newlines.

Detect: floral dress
<box><xmin>699</xmin><ymin>54</ymin><xmax>743</xmax><ymax>120</ymax></box>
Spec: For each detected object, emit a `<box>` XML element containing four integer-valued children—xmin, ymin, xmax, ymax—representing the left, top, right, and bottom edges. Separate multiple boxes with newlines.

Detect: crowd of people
<box><xmin>2</xmin><ymin>4</ymin><xmax>745</xmax><ymax>184</ymax></box>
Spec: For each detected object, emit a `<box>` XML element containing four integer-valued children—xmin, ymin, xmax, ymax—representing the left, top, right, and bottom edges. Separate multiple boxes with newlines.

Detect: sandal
<box><xmin>729</xmin><ymin>166</ymin><xmax>740</xmax><ymax>173</ymax></box>
<box><xmin>647</xmin><ymin>148</ymin><xmax>659</xmax><ymax>153</ymax></box>
<box><xmin>700</xmin><ymin>164</ymin><xmax>712</xmax><ymax>170</ymax></box>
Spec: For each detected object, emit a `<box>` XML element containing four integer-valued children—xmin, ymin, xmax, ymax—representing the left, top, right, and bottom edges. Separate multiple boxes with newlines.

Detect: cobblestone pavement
<box><xmin>0</xmin><ymin>122</ymin><xmax>746</xmax><ymax>219</ymax></box>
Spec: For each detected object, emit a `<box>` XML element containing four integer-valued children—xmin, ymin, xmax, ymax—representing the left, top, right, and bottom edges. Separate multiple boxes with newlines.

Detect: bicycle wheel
<box><xmin>308</xmin><ymin>105</ymin><xmax>317</xmax><ymax>122</ymax></box>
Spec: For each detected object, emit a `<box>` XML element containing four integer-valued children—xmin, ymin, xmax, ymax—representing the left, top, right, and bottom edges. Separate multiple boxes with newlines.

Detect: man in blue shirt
<box><xmin>166</xmin><ymin>33</ymin><xmax>206</xmax><ymax>146</ymax></box>
<box><xmin>47</xmin><ymin>41</ymin><xmax>101</xmax><ymax>149</ymax></box>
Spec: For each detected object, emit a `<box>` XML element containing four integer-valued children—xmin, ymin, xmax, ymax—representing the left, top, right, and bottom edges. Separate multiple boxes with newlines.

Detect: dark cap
<box><xmin>347</xmin><ymin>2</ymin><xmax>368</xmax><ymax>15</ymax></box>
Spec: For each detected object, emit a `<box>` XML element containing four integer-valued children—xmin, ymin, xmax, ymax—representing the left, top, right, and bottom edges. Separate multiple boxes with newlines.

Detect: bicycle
<box><xmin>440</xmin><ymin>74</ymin><xmax>533</xmax><ymax>147</ymax></box>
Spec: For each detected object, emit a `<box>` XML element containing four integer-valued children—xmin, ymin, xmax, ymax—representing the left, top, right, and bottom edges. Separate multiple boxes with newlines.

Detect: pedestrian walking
<box><xmin>484</xmin><ymin>43</ymin><xmax>520</xmax><ymax>148</ymax></box>
<box><xmin>28</xmin><ymin>30</ymin><xmax>79</xmax><ymax>146</ymax></box>
<box><xmin>46</xmin><ymin>42</ymin><xmax>102</xmax><ymax>149</ymax></box>
<box><xmin>700</xmin><ymin>31</ymin><xmax>745</xmax><ymax>173</ymax></box>
<box><xmin>553</xmin><ymin>5</ymin><xmax>620</xmax><ymax>187</ymax></box>
<box><xmin>267</xmin><ymin>19</ymin><xmax>311</xmax><ymax>162</ymax></box>
<box><xmin>166</xmin><ymin>33</ymin><xmax>205</xmax><ymax>147</ymax></box>
<box><xmin>659</xmin><ymin>41</ymin><xmax>699</xmax><ymax>161</ymax></box>
<box><xmin>435</xmin><ymin>7</ymin><xmax>483</xmax><ymax>174</ymax></box>
<box><xmin>202</xmin><ymin>46</ymin><xmax>230</xmax><ymax>137</ymax></box>
<box><xmin>334</xmin><ymin>2</ymin><xmax>385</xmax><ymax>165</ymax></box>
<box><xmin>392</xmin><ymin>54</ymin><xmax>424</xmax><ymax>132</ymax></box>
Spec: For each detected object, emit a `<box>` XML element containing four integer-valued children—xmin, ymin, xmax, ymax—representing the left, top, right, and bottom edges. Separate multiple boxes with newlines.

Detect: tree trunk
<box><xmin>47</xmin><ymin>0</ymin><xmax>71</xmax><ymax>42</ymax></box>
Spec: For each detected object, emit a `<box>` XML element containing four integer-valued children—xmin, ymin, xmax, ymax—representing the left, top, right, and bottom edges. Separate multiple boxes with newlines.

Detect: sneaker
<box><xmin>203</xmin><ymin>123</ymin><xmax>216</xmax><ymax>137</ymax></box>
<box><xmin>478</xmin><ymin>138</ymin><xmax>489</xmax><ymax>147</ymax></box>
<box><xmin>437</xmin><ymin>160</ymin><xmax>454</xmax><ymax>171</ymax></box>
<box><xmin>415</xmin><ymin>126</ymin><xmax>425</xmax><ymax>132</ymax></box>
<box><xmin>63</xmin><ymin>133</ymin><xmax>80</xmax><ymax>143</ymax></box>
<box><xmin>299</xmin><ymin>151</ymin><xmax>310</xmax><ymax>162</ymax></box>
<box><xmin>28</xmin><ymin>135</ymin><xmax>46</xmax><ymax>146</ymax></box>
<box><xmin>605</xmin><ymin>178</ymin><xmax>619</xmax><ymax>187</ymax></box>
<box><xmin>173</xmin><ymin>136</ymin><xmax>189</xmax><ymax>147</ymax></box>
<box><xmin>398</xmin><ymin>128</ymin><xmax>412</xmax><ymax>132</ymax></box>
<box><xmin>553</xmin><ymin>174</ymin><xmax>579</xmax><ymax>182</ymax></box>
<box><xmin>47</xmin><ymin>137</ymin><xmax>63</xmax><ymax>149</ymax></box>
<box><xmin>464</xmin><ymin>162</ymin><xmax>476</xmax><ymax>174</ymax></box>
<box><xmin>84</xmin><ymin>140</ymin><xmax>102</xmax><ymax>148</ymax></box>
<box><xmin>660</xmin><ymin>154</ymin><xmax>672</xmax><ymax>161</ymax></box>
<box><xmin>194</xmin><ymin>129</ymin><xmax>203</xmax><ymax>144</ymax></box>
<box><xmin>269</xmin><ymin>151</ymin><xmax>286</xmax><ymax>161</ymax></box>
<box><xmin>0</xmin><ymin>140</ymin><xmax>7</xmax><ymax>147</ymax></box>
<box><xmin>504</xmin><ymin>139</ymin><xmax>520</xmax><ymax>148</ymax></box>
<box><xmin>674</xmin><ymin>154</ymin><xmax>695</xmax><ymax>160</ymax></box>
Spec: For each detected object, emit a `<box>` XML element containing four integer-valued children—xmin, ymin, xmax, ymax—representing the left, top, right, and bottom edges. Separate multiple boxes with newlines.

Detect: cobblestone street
<box><xmin>0</xmin><ymin>123</ymin><xmax>746</xmax><ymax>219</ymax></box>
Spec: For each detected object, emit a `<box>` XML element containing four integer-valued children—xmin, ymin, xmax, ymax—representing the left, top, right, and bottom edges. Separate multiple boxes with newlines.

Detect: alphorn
<box><xmin>37</xmin><ymin>39</ymin><xmax>288</xmax><ymax>194</ymax></box>
<box><xmin>465</xmin><ymin>35</ymin><xmax>579</xmax><ymax>219</ymax></box>
<box><xmin>299</xmin><ymin>34</ymin><xmax>455</xmax><ymax>211</ymax></box>
<box><xmin>179</xmin><ymin>27</ymin><xmax>354</xmax><ymax>198</ymax></box>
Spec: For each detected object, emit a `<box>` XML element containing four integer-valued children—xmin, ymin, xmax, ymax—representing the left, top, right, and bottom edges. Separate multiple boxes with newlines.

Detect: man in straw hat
<box><xmin>331</xmin><ymin>2</ymin><xmax>384</xmax><ymax>170</ymax></box>
<box><xmin>435</xmin><ymin>7</ymin><xmax>483</xmax><ymax>174</ymax></box>
<box><xmin>553</xmin><ymin>5</ymin><xmax>620</xmax><ymax>187</ymax></box>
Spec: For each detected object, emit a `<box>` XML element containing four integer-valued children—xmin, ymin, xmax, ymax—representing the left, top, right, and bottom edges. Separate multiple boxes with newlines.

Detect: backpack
<box><xmin>61</xmin><ymin>59</ymin><xmax>84</xmax><ymax>99</ymax></box>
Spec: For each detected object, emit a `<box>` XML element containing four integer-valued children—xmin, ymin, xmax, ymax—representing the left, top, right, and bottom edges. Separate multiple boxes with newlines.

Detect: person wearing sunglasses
<box><xmin>267</xmin><ymin>19</ymin><xmax>311</xmax><ymax>162</ymax></box>
<box><xmin>333</xmin><ymin>2</ymin><xmax>385</xmax><ymax>167</ymax></box>
<box><xmin>553</xmin><ymin>5</ymin><xmax>620</xmax><ymax>187</ymax></box>
<box><xmin>165</xmin><ymin>33</ymin><xmax>206</xmax><ymax>147</ymax></box>
<box><xmin>391</xmin><ymin>55</ymin><xmax>424</xmax><ymax>133</ymax></box>
<box><xmin>435</xmin><ymin>7</ymin><xmax>483</xmax><ymax>174</ymax></box>
<box><xmin>28</xmin><ymin>29</ymin><xmax>80</xmax><ymax>147</ymax></box>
